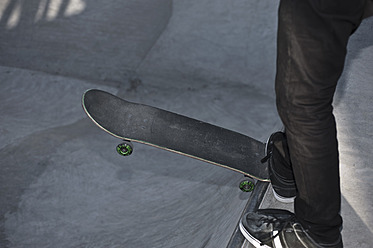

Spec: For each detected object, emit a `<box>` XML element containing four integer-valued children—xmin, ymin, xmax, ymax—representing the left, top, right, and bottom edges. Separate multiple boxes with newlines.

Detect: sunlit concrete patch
<box><xmin>45</xmin><ymin>0</ymin><xmax>63</xmax><ymax>21</ymax></box>
<box><xmin>0</xmin><ymin>0</ymin><xmax>10</xmax><ymax>19</ymax></box>
<box><xmin>341</xmin><ymin>195</ymin><xmax>373</xmax><ymax>248</ymax></box>
<box><xmin>64</xmin><ymin>0</ymin><xmax>86</xmax><ymax>17</ymax></box>
<box><xmin>34</xmin><ymin>0</ymin><xmax>48</xmax><ymax>22</ymax></box>
<box><xmin>340</xmin><ymin>163</ymin><xmax>373</xmax><ymax>234</ymax></box>
<box><xmin>34</xmin><ymin>0</ymin><xmax>86</xmax><ymax>23</ymax></box>
<box><xmin>333</xmin><ymin>17</ymin><xmax>373</xmax><ymax>245</ymax></box>
<box><xmin>3</xmin><ymin>0</ymin><xmax>22</xmax><ymax>29</ymax></box>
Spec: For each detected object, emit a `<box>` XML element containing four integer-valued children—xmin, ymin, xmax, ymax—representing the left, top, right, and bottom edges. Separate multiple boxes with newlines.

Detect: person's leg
<box><xmin>275</xmin><ymin>0</ymin><xmax>366</xmax><ymax>244</ymax></box>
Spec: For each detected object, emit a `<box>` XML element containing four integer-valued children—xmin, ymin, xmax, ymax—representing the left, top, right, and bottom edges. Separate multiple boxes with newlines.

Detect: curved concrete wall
<box><xmin>0</xmin><ymin>0</ymin><xmax>172</xmax><ymax>82</ymax></box>
<box><xmin>138</xmin><ymin>0</ymin><xmax>278</xmax><ymax>92</ymax></box>
<box><xmin>0</xmin><ymin>0</ymin><xmax>278</xmax><ymax>92</ymax></box>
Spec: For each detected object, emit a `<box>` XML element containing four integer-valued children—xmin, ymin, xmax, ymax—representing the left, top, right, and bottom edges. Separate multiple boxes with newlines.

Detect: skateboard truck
<box><xmin>116</xmin><ymin>140</ymin><xmax>133</xmax><ymax>156</ymax></box>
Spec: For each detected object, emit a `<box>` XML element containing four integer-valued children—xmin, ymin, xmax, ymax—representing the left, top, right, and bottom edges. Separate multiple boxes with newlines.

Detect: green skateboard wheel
<box><xmin>116</xmin><ymin>141</ymin><xmax>133</xmax><ymax>156</ymax></box>
<box><xmin>239</xmin><ymin>179</ymin><xmax>255</xmax><ymax>192</ymax></box>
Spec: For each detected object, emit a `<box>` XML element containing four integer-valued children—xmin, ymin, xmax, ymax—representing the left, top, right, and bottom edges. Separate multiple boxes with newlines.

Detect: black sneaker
<box><xmin>239</xmin><ymin>209</ymin><xmax>343</xmax><ymax>248</ymax></box>
<box><xmin>262</xmin><ymin>132</ymin><xmax>296</xmax><ymax>203</ymax></box>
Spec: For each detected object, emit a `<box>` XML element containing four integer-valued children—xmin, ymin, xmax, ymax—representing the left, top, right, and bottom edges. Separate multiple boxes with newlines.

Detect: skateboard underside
<box><xmin>82</xmin><ymin>89</ymin><xmax>269</xmax><ymax>182</ymax></box>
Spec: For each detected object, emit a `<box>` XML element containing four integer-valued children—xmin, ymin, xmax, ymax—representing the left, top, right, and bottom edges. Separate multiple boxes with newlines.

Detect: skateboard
<box><xmin>82</xmin><ymin>89</ymin><xmax>270</xmax><ymax>192</ymax></box>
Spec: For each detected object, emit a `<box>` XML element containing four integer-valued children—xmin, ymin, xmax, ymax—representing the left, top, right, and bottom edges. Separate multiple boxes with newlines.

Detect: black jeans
<box><xmin>275</xmin><ymin>0</ymin><xmax>367</xmax><ymax>244</ymax></box>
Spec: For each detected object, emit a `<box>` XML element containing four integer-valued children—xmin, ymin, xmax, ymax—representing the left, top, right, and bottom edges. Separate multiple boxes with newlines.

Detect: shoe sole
<box><xmin>272</xmin><ymin>187</ymin><xmax>295</xmax><ymax>204</ymax></box>
<box><xmin>239</xmin><ymin>221</ymin><xmax>271</xmax><ymax>248</ymax></box>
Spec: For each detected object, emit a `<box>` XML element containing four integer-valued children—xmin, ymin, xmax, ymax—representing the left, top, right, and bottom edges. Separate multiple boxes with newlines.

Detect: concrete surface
<box><xmin>0</xmin><ymin>0</ymin><xmax>372</xmax><ymax>247</ymax></box>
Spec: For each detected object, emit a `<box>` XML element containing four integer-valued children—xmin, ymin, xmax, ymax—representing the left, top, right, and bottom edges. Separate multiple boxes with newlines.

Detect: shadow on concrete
<box><xmin>0</xmin><ymin>0</ymin><xmax>172</xmax><ymax>82</ymax></box>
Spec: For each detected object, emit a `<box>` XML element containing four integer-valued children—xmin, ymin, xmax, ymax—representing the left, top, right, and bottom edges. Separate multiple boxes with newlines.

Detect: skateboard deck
<box><xmin>82</xmin><ymin>89</ymin><xmax>269</xmax><ymax>186</ymax></box>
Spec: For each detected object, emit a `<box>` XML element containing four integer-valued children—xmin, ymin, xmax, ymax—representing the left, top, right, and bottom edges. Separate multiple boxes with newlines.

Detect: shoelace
<box><xmin>261</xmin><ymin>140</ymin><xmax>273</xmax><ymax>163</ymax></box>
<box><xmin>261</xmin><ymin>152</ymin><xmax>271</xmax><ymax>164</ymax></box>
<box><xmin>257</xmin><ymin>215</ymin><xmax>296</xmax><ymax>246</ymax></box>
